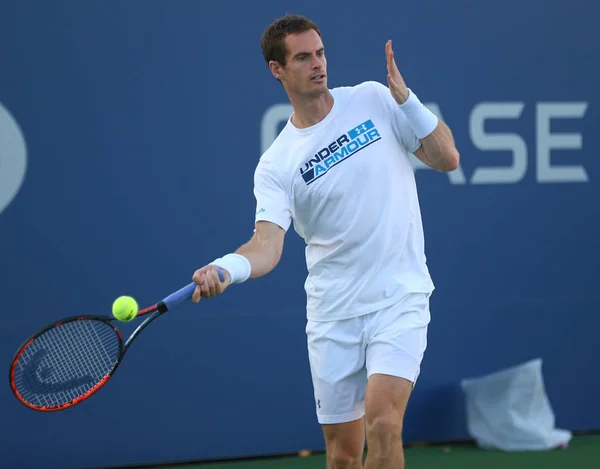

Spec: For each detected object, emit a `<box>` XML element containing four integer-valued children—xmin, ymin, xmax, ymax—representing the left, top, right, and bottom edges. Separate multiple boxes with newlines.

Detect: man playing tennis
<box><xmin>191</xmin><ymin>15</ymin><xmax>459</xmax><ymax>469</ymax></box>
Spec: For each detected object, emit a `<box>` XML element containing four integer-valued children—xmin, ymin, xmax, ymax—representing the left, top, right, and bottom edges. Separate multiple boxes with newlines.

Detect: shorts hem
<box><xmin>367</xmin><ymin>365</ymin><xmax>420</xmax><ymax>384</ymax></box>
<box><xmin>317</xmin><ymin>409</ymin><xmax>365</xmax><ymax>425</ymax></box>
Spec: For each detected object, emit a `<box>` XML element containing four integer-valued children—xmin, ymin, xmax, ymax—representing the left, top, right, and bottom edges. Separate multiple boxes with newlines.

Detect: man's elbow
<box><xmin>439</xmin><ymin>148</ymin><xmax>460</xmax><ymax>172</ymax></box>
<box><xmin>269</xmin><ymin>249</ymin><xmax>281</xmax><ymax>272</ymax></box>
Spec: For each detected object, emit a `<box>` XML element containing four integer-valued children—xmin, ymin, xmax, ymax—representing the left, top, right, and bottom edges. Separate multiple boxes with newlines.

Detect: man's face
<box><xmin>274</xmin><ymin>30</ymin><xmax>328</xmax><ymax>98</ymax></box>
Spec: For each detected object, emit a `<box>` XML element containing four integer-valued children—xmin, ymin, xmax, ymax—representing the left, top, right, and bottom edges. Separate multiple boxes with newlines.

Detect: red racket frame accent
<box><xmin>9</xmin><ymin>316</ymin><xmax>124</xmax><ymax>412</ymax></box>
<box><xmin>9</xmin><ymin>299</ymin><xmax>168</xmax><ymax>412</ymax></box>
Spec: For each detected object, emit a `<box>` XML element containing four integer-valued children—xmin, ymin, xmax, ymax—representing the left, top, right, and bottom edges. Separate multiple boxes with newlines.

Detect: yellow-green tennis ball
<box><xmin>112</xmin><ymin>296</ymin><xmax>138</xmax><ymax>322</ymax></box>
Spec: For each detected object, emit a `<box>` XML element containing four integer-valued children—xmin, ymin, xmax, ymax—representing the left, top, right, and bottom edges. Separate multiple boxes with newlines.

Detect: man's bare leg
<box><xmin>364</xmin><ymin>374</ymin><xmax>413</xmax><ymax>469</ymax></box>
<box><xmin>322</xmin><ymin>417</ymin><xmax>365</xmax><ymax>469</ymax></box>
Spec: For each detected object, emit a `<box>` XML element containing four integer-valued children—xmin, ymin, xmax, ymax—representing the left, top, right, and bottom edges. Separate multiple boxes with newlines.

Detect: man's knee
<box><xmin>365</xmin><ymin>374</ymin><xmax>411</xmax><ymax>446</ymax></box>
<box><xmin>327</xmin><ymin>449</ymin><xmax>363</xmax><ymax>469</ymax></box>
<box><xmin>323</xmin><ymin>419</ymin><xmax>365</xmax><ymax>469</ymax></box>
<box><xmin>366</xmin><ymin>415</ymin><xmax>403</xmax><ymax>444</ymax></box>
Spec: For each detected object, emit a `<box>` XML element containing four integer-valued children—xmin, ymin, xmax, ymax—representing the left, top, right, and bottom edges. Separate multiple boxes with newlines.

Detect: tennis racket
<box><xmin>9</xmin><ymin>270</ymin><xmax>222</xmax><ymax>412</ymax></box>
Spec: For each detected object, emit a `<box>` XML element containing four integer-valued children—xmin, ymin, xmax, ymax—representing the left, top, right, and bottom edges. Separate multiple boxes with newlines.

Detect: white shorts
<box><xmin>305</xmin><ymin>292</ymin><xmax>431</xmax><ymax>425</ymax></box>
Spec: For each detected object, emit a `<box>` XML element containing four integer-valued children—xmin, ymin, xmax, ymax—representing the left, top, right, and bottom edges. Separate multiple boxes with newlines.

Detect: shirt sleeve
<box><xmin>371</xmin><ymin>81</ymin><xmax>422</xmax><ymax>154</ymax></box>
<box><xmin>253</xmin><ymin>160</ymin><xmax>292</xmax><ymax>232</ymax></box>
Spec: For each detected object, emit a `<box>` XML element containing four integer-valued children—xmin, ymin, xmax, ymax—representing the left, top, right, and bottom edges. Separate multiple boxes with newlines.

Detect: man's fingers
<box><xmin>205</xmin><ymin>269</ymin><xmax>217</xmax><ymax>296</ymax></box>
<box><xmin>192</xmin><ymin>285</ymin><xmax>202</xmax><ymax>303</ymax></box>
<box><xmin>385</xmin><ymin>40</ymin><xmax>399</xmax><ymax>80</ymax></box>
<box><xmin>192</xmin><ymin>270</ymin><xmax>205</xmax><ymax>285</ymax></box>
<box><xmin>386</xmin><ymin>40</ymin><xmax>392</xmax><ymax>71</ymax></box>
<box><xmin>210</xmin><ymin>267</ymin><xmax>225</xmax><ymax>294</ymax></box>
<box><xmin>191</xmin><ymin>265</ymin><xmax>229</xmax><ymax>302</ymax></box>
<box><xmin>192</xmin><ymin>271</ymin><xmax>205</xmax><ymax>303</ymax></box>
<box><xmin>205</xmin><ymin>266</ymin><xmax>225</xmax><ymax>297</ymax></box>
<box><xmin>200</xmin><ymin>274</ymin><xmax>212</xmax><ymax>297</ymax></box>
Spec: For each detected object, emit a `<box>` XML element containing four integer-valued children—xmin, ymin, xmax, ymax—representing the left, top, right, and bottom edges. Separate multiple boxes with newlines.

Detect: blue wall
<box><xmin>1</xmin><ymin>1</ymin><xmax>599</xmax><ymax>468</ymax></box>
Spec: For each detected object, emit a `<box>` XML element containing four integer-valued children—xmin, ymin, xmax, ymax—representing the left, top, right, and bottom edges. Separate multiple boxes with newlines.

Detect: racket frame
<box><xmin>9</xmin><ymin>279</ymin><xmax>207</xmax><ymax>412</ymax></box>
<box><xmin>9</xmin><ymin>300</ymin><xmax>168</xmax><ymax>412</ymax></box>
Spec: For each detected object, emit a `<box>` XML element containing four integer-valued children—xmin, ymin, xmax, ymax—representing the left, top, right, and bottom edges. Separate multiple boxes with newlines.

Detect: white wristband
<box><xmin>398</xmin><ymin>89</ymin><xmax>439</xmax><ymax>139</ymax></box>
<box><xmin>210</xmin><ymin>253</ymin><xmax>252</xmax><ymax>284</ymax></box>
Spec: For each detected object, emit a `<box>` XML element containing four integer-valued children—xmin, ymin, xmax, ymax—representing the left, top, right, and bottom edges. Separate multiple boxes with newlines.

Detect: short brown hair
<box><xmin>260</xmin><ymin>15</ymin><xmax>322</xmax><ymax>66</ymax></box>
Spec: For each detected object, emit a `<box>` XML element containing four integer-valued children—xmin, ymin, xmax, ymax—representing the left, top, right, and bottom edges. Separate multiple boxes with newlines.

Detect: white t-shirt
<box><xmin>254</xmin><ymin>81</ymin><xmax>434</xmax><ymax>322</ymax></box>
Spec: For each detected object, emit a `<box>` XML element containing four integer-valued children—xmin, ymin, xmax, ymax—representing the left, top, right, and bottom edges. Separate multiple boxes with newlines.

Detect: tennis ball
<box><xmin>112</xmin><ymin>296</ymin><xmax>138</xmax><ymax>322</ymax></box>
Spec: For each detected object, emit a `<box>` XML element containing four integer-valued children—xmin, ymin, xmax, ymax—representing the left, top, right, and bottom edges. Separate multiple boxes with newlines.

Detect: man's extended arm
<box><xmin>191</xmin><ymin>221</ymin><xmax>285</xmax><ymax>302</ymax></box>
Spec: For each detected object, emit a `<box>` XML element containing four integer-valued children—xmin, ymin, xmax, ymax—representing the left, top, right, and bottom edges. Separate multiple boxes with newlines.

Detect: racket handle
<box><xmin>161</xmin><ymin>268</ymin><xmax>225</xmax><ymax>311</ymax></box>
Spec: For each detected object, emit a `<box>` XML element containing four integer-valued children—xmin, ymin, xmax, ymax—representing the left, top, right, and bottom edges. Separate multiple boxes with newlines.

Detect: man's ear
<box><xmin>268</xmin><ymin>60</ymin><xmax>284</xmax><ymax>81</ymax></box>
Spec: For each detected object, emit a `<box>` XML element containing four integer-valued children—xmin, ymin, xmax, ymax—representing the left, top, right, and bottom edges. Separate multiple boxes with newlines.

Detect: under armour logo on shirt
<box><xmin>353</xmin><ymin>124</ymin><xmax>369</xmax><ymax>135</ymax></box>
<box><xmin>348</xmin><ymin>120</ymin><xmax>375</xmax><ymax>140</ymax></box>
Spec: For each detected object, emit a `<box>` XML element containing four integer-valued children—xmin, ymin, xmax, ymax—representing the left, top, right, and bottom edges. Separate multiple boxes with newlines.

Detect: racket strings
<box><xmin>12</xmin><ymin>319</ymin><xmax>120</xmax><ymax>409</ymax></box>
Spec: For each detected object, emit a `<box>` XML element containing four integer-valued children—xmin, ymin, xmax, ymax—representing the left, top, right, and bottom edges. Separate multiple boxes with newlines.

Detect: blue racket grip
<box><xmin>162</xmin><ymin>268</ymin><xmax>225</xmax><ymax>311</ymax></box>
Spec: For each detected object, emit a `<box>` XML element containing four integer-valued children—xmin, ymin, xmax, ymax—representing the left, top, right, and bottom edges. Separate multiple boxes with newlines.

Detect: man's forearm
<box><xmin>235</xmin><ymin>235</ymin><xmax>282</xmax><ymax>279</ymax></box>
<box><xmin>419</xmin><ymin>120</ymin><xmax>460</xmax><ymax>172</ymax></box>
<box><xmin>396</xmin><ymin>89</ymin><xmax>460</xmax><ymax>173</ymax></box>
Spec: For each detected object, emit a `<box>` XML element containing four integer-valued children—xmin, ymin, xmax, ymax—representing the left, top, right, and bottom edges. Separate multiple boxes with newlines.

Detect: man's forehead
<box><xmin>285</xmin><ymin>30</ymin><xmax>323</xmax><ymax>55</ymax></box>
